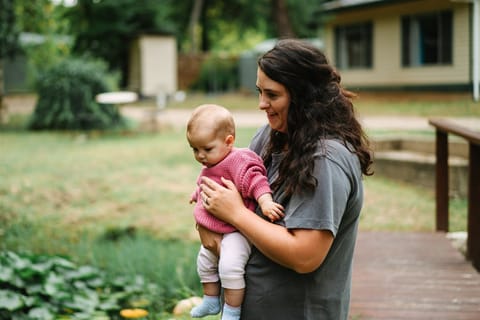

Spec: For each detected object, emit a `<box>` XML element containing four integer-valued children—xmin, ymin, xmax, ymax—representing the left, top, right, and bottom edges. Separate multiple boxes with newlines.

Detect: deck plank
<box><xmin>350</xmin><ymin>231</ymin><xmax>480</xmax><ymax>319</ymax></box>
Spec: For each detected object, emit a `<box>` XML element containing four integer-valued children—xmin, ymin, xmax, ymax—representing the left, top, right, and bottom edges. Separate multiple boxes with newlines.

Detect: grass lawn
<box><xmin>1</xmin><ymin>91</ymin><xmax>476</xmax><ymax>318</ymax></box>
<box><xmin>165</xmin><ymin>90</ymin><xmax>480</xmax><ymax>117</ymax></box>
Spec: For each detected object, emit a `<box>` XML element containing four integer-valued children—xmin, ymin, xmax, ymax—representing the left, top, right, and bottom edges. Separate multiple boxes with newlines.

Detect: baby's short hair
<box><xmin>187</xmin><ymin>104</ymin><xmax>235</xmax><ymax>139</ymax></box>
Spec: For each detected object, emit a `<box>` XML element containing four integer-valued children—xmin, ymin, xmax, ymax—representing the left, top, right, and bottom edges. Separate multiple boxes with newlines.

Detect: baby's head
<box><xmin>186</xmin><ymin>104</ymin><xmax>236</xmax><ymax>167</ymax></box>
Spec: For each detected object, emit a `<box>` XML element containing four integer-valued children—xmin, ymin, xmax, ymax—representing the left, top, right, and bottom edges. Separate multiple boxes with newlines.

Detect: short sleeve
<box><xmin>283</xmin><ymin>150</ymin><xmax>351</xmax><ymax>237</ymax></box>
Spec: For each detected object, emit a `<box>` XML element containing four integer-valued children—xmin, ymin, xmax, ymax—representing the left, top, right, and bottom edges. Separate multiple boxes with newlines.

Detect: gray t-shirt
<box><xmin>242</xmin><ymin>125</ymin><xmax>363</xmax><ymax>320</ymax></box>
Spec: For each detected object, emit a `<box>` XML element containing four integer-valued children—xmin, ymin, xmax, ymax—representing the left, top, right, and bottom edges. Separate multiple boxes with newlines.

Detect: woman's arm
<box><xmin>201</xmin><ymin>176</ymin><xmax>334</xmax><ymax>273</ymax></box>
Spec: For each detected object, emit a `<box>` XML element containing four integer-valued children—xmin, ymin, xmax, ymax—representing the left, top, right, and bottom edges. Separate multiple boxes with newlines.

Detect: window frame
<box><xmin>334</xmin><ymin>21</ymin><xmax>373</xmax><ymax>70</ymax></box>
<box><xmin>401</xmin><ymin>10</ymin><xmax>453</xmax><ymax>67</ymax></box>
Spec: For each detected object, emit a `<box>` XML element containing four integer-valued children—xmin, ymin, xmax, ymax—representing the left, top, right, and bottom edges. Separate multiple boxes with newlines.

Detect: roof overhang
<box><xmin>321</xmin><ymin>0</ymin><xmax>411</xmax><ymax>12</ymax></box>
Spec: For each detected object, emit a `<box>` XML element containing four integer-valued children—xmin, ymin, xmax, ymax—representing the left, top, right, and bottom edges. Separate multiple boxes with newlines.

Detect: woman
<box><xmin>198</xmin><ymin>39</ymin><xmax>373</xmax><ymax>319</ymax></box>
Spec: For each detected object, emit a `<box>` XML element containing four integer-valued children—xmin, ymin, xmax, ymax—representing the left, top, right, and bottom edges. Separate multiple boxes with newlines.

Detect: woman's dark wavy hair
<box><xmin>258</xmin><ymin>39</ymin><xmax>373</xmax><ymax>197</ymax></box>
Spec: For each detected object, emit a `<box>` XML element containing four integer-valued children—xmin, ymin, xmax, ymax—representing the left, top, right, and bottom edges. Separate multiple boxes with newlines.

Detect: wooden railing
<box><xmin>428</xmin><ymin>118</ymin><xmax>480</xmax><ymax>271</ymax></box>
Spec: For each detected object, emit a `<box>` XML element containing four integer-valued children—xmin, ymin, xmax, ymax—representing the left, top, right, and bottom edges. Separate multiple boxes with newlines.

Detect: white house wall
<box><xmin>323</xmin><ymin>0</ymin><xmax>471</xmax><ymax>89</ymax></box>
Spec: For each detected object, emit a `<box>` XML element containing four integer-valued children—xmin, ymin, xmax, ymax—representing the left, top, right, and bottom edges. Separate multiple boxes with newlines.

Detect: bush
<box><xmin>0</xmin><ymin>250</ymin><xmax>160</xmax><ymax>320</ymax></box>
<box><xmin>28</xmin><ymin>58</ymin><xmax>125</xmax><ymax>131</ymax></box>
<box><xmin>191</xmin><ymin>54</ymin><xmax>239</xmax><ymax>93</ymax></box>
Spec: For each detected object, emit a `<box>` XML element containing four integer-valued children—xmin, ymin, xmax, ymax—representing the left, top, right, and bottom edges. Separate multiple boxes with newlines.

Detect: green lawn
<box><xmin>165</xmin><ymin>90</ymin><xmax>480</xmax><ymax>117</ymax></box>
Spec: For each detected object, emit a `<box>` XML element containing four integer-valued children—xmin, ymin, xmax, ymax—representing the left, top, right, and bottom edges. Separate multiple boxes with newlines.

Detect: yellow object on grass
<box><xmin>120</xmin><ymin>308</ymin><xmax>149</xmax><ymax>318</ymax></box>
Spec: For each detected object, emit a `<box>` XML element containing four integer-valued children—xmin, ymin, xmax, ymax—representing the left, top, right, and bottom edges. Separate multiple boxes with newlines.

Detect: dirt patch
<box><xmin>3</xmin><ymin>94</ymin><xmax>37</xmax><ymax>114</ymax></box>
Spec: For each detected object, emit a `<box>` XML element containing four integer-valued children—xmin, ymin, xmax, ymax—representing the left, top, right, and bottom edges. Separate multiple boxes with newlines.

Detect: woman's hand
<box><xmin>200</xmin><ymin>176</ymin><xmax>245</xmax><ymax>225</ymax></box>
<box><xmin>196</xmin><ymin>224</ymin><xmax>222</xmax><ymax>256</ymax></box>
<box><xmin>201</xmin><ymin>177</ymin><xmax>333</xmax><ymax>273</ymax></box>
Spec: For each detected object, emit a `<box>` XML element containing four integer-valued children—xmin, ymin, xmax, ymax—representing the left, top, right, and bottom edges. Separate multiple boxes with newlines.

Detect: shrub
<box><xmin>28</xmin><ymin>58</ymin><xmax>125</xmax><ymax>131</ymax></box>
<box><xmin>191</xmin><ymin>53</ymin><xmax>239</xmax><ymax>93</ymax></box>
<box><xmin>0</xmin><ymin>250</ymin><xmax>159</xmax><ymax>320</ymax></box>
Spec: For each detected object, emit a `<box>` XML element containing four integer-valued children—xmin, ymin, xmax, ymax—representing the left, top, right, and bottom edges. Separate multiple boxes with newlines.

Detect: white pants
<box><xmin>197</xmin><ymin>232</ymin><xmax>251</xmax><ymax>289</ymax></box>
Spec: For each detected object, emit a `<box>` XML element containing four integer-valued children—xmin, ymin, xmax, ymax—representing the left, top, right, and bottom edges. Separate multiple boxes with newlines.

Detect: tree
<box><xmin>62</xmin><ymin>0</ymin><xmax>323</xmax><ymax>87</ymax></box>
<box><xmin>0</xmin><ymin>0</ymin><xmax>70</xmax><ymax>123</ymax></box>
<box><xmin>188</xmin><ymin>0</ymin><xmax>204</xmax><ymax>53</ymax></box>
<box><xmin>190</xmin><ymin>0</ymin><xmax>321</xmax><ymax>53</ymax></box>
<box><xmin>0</xmin><ymin>0</ymin><xmax>21</xmax><ymax>123</ymax></box>
<box><xmin>272</xmin><ymin>0</ymin><xmax>296</xmax><ymax>38</ymax></box>
<box><xmin>66</xmin><ymin>0</ymin><xmax>180</xmax><ymax>87</ymax></box>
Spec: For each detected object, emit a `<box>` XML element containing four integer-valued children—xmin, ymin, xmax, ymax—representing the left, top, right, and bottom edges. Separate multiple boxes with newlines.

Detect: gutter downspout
<box><xmin>473</xmin><ymin>0</ymin><xmax>479</xmax><ymax>101</ymax></box>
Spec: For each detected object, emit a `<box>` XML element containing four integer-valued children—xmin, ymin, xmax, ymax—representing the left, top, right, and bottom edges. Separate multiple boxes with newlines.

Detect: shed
<box><xmin>128</xmin><ymin>34</ymin><xmax>177</xmax><ymax>97</ymax></box>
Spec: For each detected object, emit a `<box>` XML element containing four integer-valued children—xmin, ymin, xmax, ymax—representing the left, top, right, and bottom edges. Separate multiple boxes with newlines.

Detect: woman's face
<box><xmin>256</xmin><ymin>68</ymin><xmax>290</xmax><ymax>133</ymax></box>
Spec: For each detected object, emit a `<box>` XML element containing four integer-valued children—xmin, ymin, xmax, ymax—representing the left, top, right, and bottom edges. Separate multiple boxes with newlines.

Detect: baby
<box><xmin>187</xmin><ymin>104</ymin><xmax>284</xmax><ymax>320</ymax></box>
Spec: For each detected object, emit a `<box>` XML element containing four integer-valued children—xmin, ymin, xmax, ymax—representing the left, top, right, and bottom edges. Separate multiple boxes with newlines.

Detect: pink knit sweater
<box><xmin>191</xmin><ymin>148</ymin><xmax>272</xmax><ymax>233</ymax></box>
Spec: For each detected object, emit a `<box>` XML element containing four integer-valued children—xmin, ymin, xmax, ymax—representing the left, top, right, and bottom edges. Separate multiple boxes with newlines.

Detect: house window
<box><xmin>402</xmin><ymin>10</ymin><xmax>452</xmax><ymax>66</ymax></box>
<box><xmin>335</xmin><ymin>22</ymin><xmax>373</xmax><ymax>69</ymax></box>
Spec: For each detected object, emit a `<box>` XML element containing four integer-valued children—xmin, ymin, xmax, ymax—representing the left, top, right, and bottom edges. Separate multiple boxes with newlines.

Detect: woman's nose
<box><xmin>259</xmin><ymin>98</ymin><xmax>269</xmax><ymax>110</ymax></box>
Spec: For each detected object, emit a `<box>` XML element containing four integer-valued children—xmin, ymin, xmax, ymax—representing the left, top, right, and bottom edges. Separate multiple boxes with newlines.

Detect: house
<box><xmin>320</xmin><ymin>0</ymin><xmax>479</xmax><ymax>96</ymax></box>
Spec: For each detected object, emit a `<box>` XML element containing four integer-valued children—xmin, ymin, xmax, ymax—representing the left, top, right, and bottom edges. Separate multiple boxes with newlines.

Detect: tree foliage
<box><xmin>62</xmin><ymin>0</ymin><xmax>323</xmax><ymax>82</ymax></box>
<box><xmin>65</xmin><ymin>0</ymin><xmax>181</xmax><ymax>86</ymax></box>
<box><xmin>0</xmin><ymin>0</ymin><xmax>21</xmax><ymax>123</ymax></box>
<box><xmin>0</xmin><ymin>0</ymin><xmax>21</xmax><ymax>59</ymax></box>
<box><xmin>194</xmin><ymin>0</ymin><xmax>322</xmax><ymax>52</ymax></box>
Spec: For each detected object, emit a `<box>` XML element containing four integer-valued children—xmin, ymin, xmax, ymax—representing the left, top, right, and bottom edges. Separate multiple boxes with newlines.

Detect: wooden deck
<box><xmin>350</xmin><ymin>231</ymin><xmax>480</xmax><ymax>320</ymax></box>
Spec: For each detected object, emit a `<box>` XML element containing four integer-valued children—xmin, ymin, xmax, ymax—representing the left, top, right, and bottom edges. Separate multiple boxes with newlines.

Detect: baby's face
<box><xmin>188</xmin><ymin>130</ymin><xmax>232</xmax><ymax>167</ymax></box>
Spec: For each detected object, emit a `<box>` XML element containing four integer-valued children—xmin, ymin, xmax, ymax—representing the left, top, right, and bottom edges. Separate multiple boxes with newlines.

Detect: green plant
<box><xmin>191</xmin><ymin>54</ymin><xmax>239</xmax><ymax>93</ymax></box>
<box><xmin>28</xmin><ymin>57</ymin><xmax>124</xmax><ymax>131</ymax></box>
<box><xmin>0</xmin><ymin>250</ymin><xmax>159</xmax><ymax>320</ymax></box>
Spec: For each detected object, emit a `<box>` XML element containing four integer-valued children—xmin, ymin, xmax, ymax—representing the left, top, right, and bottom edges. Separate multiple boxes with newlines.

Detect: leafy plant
<box><xmin>0</xmin><ymin>251</ymin><xmax>159</xmax><ymax>319</ymax></box>
<box><xmin>191</xmin><ymin>54</ymin><xmax>239</xmax><ymax>93</ymax></box>
<box><xmin>28</xmin><ymin>57</ymin><xmax>125</xmax><ymax>131</ymax></box>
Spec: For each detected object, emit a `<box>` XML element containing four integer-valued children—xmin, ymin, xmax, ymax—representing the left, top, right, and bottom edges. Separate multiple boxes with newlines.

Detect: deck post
<box><xmin>435</xmin><ymin>130</ymin><xmax>449</xmax><ymax>232</ymax></box>
<box><xmin>467</xmin><ymin>143</ymin><xmax>480</xmax><ymax>270</ymax></box>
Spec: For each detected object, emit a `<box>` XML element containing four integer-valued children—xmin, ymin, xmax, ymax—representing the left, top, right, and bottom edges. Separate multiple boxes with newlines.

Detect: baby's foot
<box><xmin>190</xmin><ymin>295</ymin><xmax>221</xmax><ymax>318</ymax></box>
<box><xmin>221</xmin><ymin>303</ymin><xmax>241</xmax><ymax>320</ymax></box>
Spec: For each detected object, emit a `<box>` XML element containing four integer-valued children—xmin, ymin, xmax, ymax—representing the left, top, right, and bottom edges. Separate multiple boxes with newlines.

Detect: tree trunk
<box><xmin>0</xmin><ymin>58</ymin><xmax>7</xmax><ymax>124</ymax></box>
<box><xmin>272</xmin><ymin>0</ymin><xmax>296</xmax><ymax>39</ymax></box>
<box><xmin>188</xmin><ymin>0</ymin><xmax>204</xmax><ymax>53</ymax></box>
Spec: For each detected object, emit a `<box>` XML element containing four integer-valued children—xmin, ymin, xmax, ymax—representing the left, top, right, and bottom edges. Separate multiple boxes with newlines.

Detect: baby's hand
<box><xmin>263</xmin><ymin>202</ymin><xmax>285</xmax><ymax>222</ymax></box>
<box><xmin>190</xmin><ymin>199</ymin><xmax>196</xmax><ymax>204</ymax></box>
